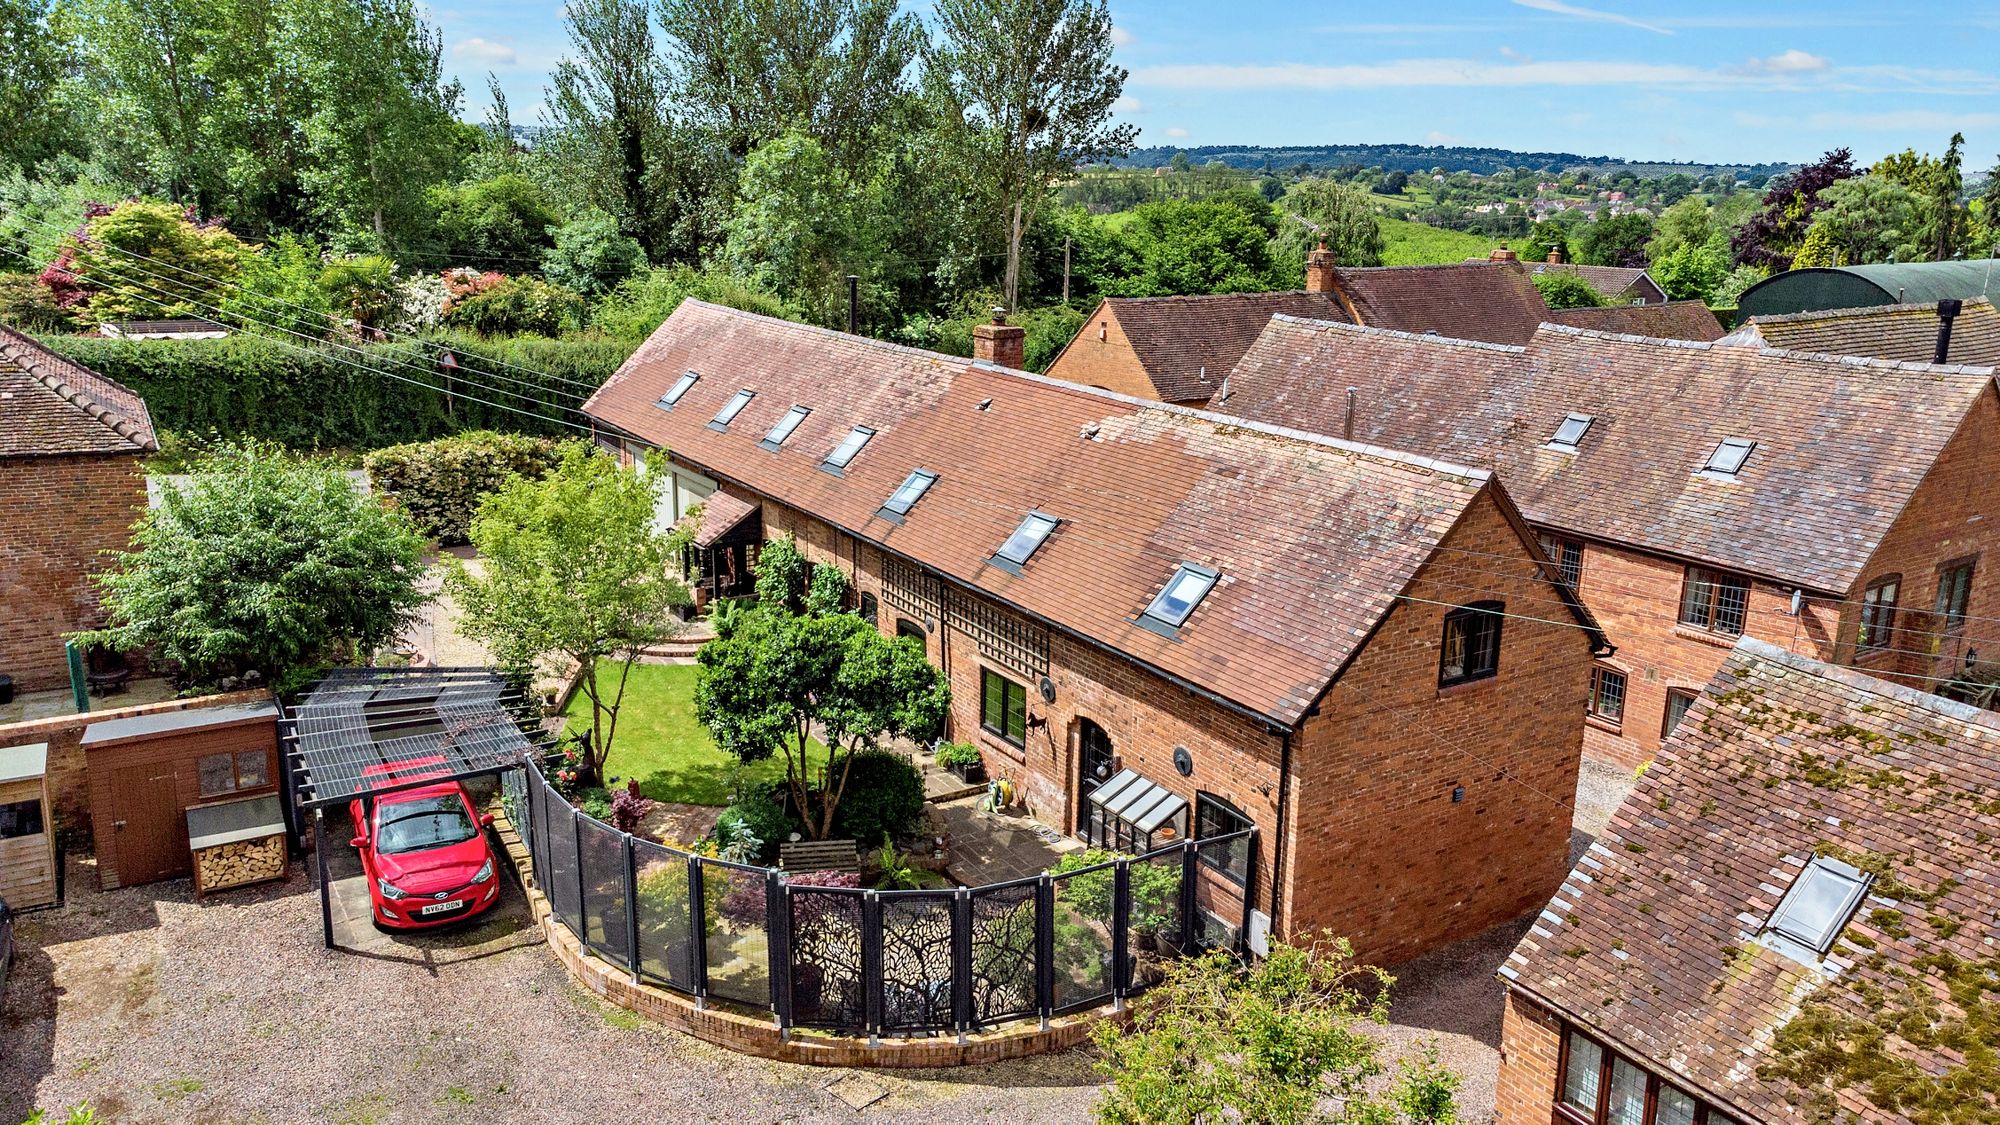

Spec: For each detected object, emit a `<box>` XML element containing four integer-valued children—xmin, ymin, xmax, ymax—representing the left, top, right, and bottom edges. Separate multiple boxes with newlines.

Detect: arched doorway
<box><xmin>1078</xmin><ymin>719</ymin><xmax>1115</xmax><ymax>793</ymax></box>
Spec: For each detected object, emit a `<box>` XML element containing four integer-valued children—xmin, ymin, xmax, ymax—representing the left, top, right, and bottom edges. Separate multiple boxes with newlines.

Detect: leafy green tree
<box><xmin>0</xmin><ymin>0</ymin><xmax>78</xmax><ymax>170</ymax></box>
<box><xmin>1789</xmin><ymin>221</ymin><xmax>1845</xmax><ymax>269</ymax></box>
<box><xmin>1646</xmin><ymin>196</ymin><xmax>1713</xmax><ymax>261</ymax></box>
<box><xmin>428</xmin><ymin>173</ymin><xmax>562</xmax><ymax>268</ymax></box>
<box><xmin>0</xmin><ymin>271</ymin><xmax>67</xmax><ymax>330</ymax></box>
<box><xmin>447</xmin><ymin>444</ymin><xmax>690</xmax><ymax>780</ymax></box>
<box><xmin>1523</xmin><ymin>219</ymin><xmax>1570</xmax><ymax>264</ymax></box>
<box><xmin>928</xmin><ymin>0</ymin><xmax>1137</xmax><ymax>310</ymax></box>
<box><xmin>1711</xmin><ymin>264</ymin><xmax>1767</xmax><ymax>309</ymax></box>
<box><xmin>442</xmin><ymin>274</ymin><xmax>587</xmax><ymax>336</ymax></box>
<box><xmin>1118</xmin><ymin>198</ymin><xmax>1279</xmax><ymax>296</ymax></box>
<box><xmin>1574</xmin><ymin>211</ymin><xmax>1654</xmax><ymax>268</ymax></box>
<box><xmin>1273</xmin><ymin>178</ymin><xmax>1384</xmax><ymax>270</ymax></box>
<box><xmin>721</xmin><ymin>129</ymin><xmax>892</xmax><ymax>323</ymax></box>
<box><xmin>317</xmin><ymin>253</ymin><xmax>400</xmax><ymax>333</ymax></box>
<box><xmin>222</xmin><ymin>233</ymin><xmax>335</xmax><ymax>337</ymax></box>
<box><xmin>84</xmin><ymin>441</ymin><xmax>428</xmax><ymax>693</ymax></box>
<box><xmin>696</xmin><ymin>540</ymin><xmax>950</xmax><ymax>839</ymax></box>
<box><xmin>1809</xmin><ymin>175</ymin><xmax>1925</xmax><ymax>265</ymax></box>
<box><xmin>1093</xmin><ymin>935</ymin><xmax>1462</xmax><ymax>1125</ymax></box>
<box><xmin>1730</xmin><ymin>148</ymin><xmax>1855</xmax><ymax>270</ymax></box>
<box><xmin>1533</xmin><ymin>271</ymin><xmax>1603</xmax><ymax>310</ymax></box>
<box><xmin>65</xmin><ymin>199</ymin><xmax>251</xmax><ymax>322</ymax></box>
<box><xmin>589</xmin><ymin>263</ymin><xmax>797</xmax><ymax>340</ymax></box>
<box><xmin>1651</xmin><ymin>243</ymin><xmax>1727</xmax><ymax>304</ymax></box>
<box><xmin>543</xmin><ymin>210</ymin><xmax>648</xmax><ymax>295</ymax></box>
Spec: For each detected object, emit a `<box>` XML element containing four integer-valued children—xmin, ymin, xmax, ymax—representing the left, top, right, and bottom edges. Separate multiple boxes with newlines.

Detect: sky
<box><xmin>434</xmin><ymin>0</ymin><xmax>2000</xmax><ymax>168</ymax></box>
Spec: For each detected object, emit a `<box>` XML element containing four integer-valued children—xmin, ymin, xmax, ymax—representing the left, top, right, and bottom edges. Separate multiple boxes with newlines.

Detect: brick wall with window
<box><xmin>0</xmin><ymin>454</ymin><xmax>149</xmax><ymax>691</ymax></box>
<box><xmin>1499</xmin><ymin>997</ymin><xmax>1751</xmax><ymax>1125</ymax></box>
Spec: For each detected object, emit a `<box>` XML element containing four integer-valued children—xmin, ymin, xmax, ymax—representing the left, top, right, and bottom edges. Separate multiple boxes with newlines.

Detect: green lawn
<box><xmin>568</xmin><ymin>662</ymin><xmax>789</xmax><ymax>806</ymax></box>
<box><xmin>1379</xmin><ymin>216</ymin><xmax>1509</xmax><ymax>266</ymax></box>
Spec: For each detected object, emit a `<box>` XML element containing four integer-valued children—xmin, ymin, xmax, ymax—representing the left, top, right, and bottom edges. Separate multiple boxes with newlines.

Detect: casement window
<box><xmin>1194</xmin><ymin>793</ymin><xmax>1253</xmax><ymax>886</ymax></box>
<box><xmin>1857</xmin><ymin>575</ymin><xmax>1901</xmax><ymax>654</ymax></box>
<box><xmin>895</xmin><ymin>618</ymin><xmax>926</xmax><ymax>645</ymax></box>
<box><xmin>1934</xmin><ymin>559</ymin><xmax>1974</xmax><ymax>631</ymax></box>
<box><xmin>858</xmin><ymin>592</ymin><xmax>878</xmax><ymax>626</ymax></box>
<box><xmin>1588</xmin><ymin>667</ymin><xmax>1627</xmax><ymax>726</ymax></box>
<box><xmin>1539</xmin><ymin>533</ymin><xmax>1585</xmax><ymax>589</ymax></box>
<box><xmin>1662</xmin><ymin>689</ymin><xmax>1698</xmax><ymax>740</ymax></box>
<box><xmin>980</xmin><ymin>668</ymin><xmax>1028</xmax><ymax>747</ymax></box>
<box><xmin>198</xmin><ymin>749</ymin><xmax>272</xmax><ymax>798</ymax></box>
<box><xmin>1678</xmin><ymin>567</ymin><xmax>1748</xmax><ymax>636</ymax></box>
<box><xmin>1557</xmin><ymin>1027</ymin><xmax>1741</xmax><ymax>1125</ymax></box>
<box><xmin>1439</xmin><ymin>601</ymin><xmax>1504</xmax><ymax>687</ymax></box>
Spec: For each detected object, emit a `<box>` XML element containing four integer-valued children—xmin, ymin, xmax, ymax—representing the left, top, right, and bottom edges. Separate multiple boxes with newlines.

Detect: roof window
<box><xmin>760</xmin><ymin>405</ymin><xmax>810</xmax><ymax>450</ymax></box>
<box><xmin>656</xmin><ymin>370</ymin><xmax>698</xmax><ymax>409</ymax></box>
<box><xmin>1702</xmin><ymin>437</ymin><xmax>1755</xmax><ymax>476</ymax></box>
<box><xmin>822</xmin><ymin>426</ymin><xmax>874</xmax><ymax>472</ymax></box>
<box><xmin>993</xmin><ymin>512</ymin><xmax>1059</xmax><ymax>571</ymax></box>
<box><xmin>1764</xmin><ymin>855</ymin><xmax>1870</xmax><ymax>958</ymax></box>
<box><xmin>1548</xmin><ymin>412</ymin><xmax>1594</xmax><ymax>450</ymax></box>
<box><xmin>1141</xmin><ymin>563</ymin><xmax>1219</xmax><ymax>632</ymax></box>
<box><xmin>709</xmin><ymin>389</ymin><xmax>754</xmax><ymax>430</ymax></box>
<box><xmin>879</xmin><ymin>469</ymin><xmax>937</xmax><ymax>520</ymax></box>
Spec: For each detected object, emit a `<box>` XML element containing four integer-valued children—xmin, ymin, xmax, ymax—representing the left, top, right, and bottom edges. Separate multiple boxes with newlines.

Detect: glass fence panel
<box><xmin>878</xmin><ymin>891</ymin><xmax>955</xmax><ymax>1032</ymax></box>
<box><xmin>1129</xmin><ymin>848</ymin><xmax>1187</xmax><ymax>988</ymax></box>
<box><xmin>1048</xmin><ymin>862</ymin><xmax>1116</xmax><ymax>1013</ymax></box>
<box><xmin>576</xmin><ymin>816</ymin><xmax>631</xmax><ymax>964</ymax></box>
<box><xmin>1191</xmin><ymin>832</ymin><xmax>1252</xmax><ymax>952</ymax></box>
<box><xmin>630</xmin><ymin>839</ymin><xmax>698</xmax><ymax>992</ymax></box>
<box><xmin>699</xmin><ymin>859</ymin><xmax>771</xmax><ymax>1009</ymax></box>
<box><xmin>788</xmin><ymin>886</ymin><xmax>867</xmax><ymax>1032</ymax></box>
<box><xmin>544</xmin><ymin>797</ymin><xmax>582</xmax><ymax>935</ymax></box>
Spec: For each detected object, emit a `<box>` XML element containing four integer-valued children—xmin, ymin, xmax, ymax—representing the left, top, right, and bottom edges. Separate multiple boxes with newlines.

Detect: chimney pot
<box><xmin>1546</xmin><ymin>246</ymin><xmax>1564</xmax><ymax>264</ymax></box>
<box><xmin>1305</xmin><ymin>241</ymin><xmax>1337</xmax><ymax>293</ymax></box>
<box><xmin>1489</xmin><ymin>245</ymin><xmax>1518</xmax><ymax>262</ymax></box>
<box><xmin>972</xmin><ymin>310</ymin><xmax>1027</xmax><ymax>368</ymax></box>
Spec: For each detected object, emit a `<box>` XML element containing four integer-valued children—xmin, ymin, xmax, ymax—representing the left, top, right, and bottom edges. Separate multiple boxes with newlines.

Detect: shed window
<box><xmin>823</xmin><ymin>426</ymin><xmax>874</xmax><ymax>471</ymax></box>
<box><xmin>1588</xmin><ymin>667</ymin><xmax>1626</xmax><ymax>725</ymax></box>
<box><xmin>1935</xmin><ymin>559</ymin><xmax>1975</xmax><ymax>630</ymax></box>
<box><xmin>1679</xmin><ymin>568</ymin><xmax>1748</xmax><ymax>635</ymax></box>
<box><xmin>981</xmin><ymin>668</ymin><xmax>1028</xmax><ymax>747</ymax></box>
<box><xmin>198</xmin><ymin>750</ymin><xmax>271</xmax><ymax>798</ymax></box>
<box><xmin>1858</xmin><ymin>575</ymin><xmax>1900</xmax><ymax>654</ymax></box>
<box><xmin>760</xmin><ymin>405</ymin><xmax>810</xmax><ymax>449</ymax></box>
<box><xmin>1142</xmin><ymin>564</ymin><xmax>1219</xmax><ymax>630</ymax></box>
<box><xmin>1439</xmin><ymin>601</ymin><xmax>1504</xmax><ymax>687</ymax></box>
<box><xmin>994</xmin><ymin>512</ymin><xmax>1059</xmax><ymax>569</ymax></box>
<box><xmin>1766</xmin><ymin>855</ymin><xmax>1870</xmax><ymax>956</ymax></box>
<box><xmin>880</xmin><ymin>469</ymin><xmax>937</xmax><ymax>518</ymax></box>
<box><xmin>1549</xmin><ymin>412</ymin><xmax>1594</xmax><ymax>449</ymax></box>
<box><xmin>1701</xmin><ymin>437</ymin><xmax>1755</xmax><ymax>476</ymax></box>
<box><xmin>656</xmin><ymin>370</ymin><xmax>698</xmax><ymax>408</ymax></box>
<box><xmin>710</xmin><ymin>389</ymin><xmax>754</xmax><ymax>428</ymax></box>
<box><xmin>0</xmin><ymin>799</ymin><xmax>43</xmax><ymax>839</ymax></box>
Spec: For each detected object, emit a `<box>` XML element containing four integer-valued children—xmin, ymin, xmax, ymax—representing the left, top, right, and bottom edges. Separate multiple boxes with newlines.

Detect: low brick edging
<box><xmin>491</xmin><ymin>810</ymin><xmax>1121</xmax><ymax>1067</ymax></box>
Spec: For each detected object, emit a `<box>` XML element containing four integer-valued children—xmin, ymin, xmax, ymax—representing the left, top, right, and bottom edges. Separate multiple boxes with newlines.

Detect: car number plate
<box><xmin>419</xmin><ymin>899</ymin><xmax>465</xmax><ymax>916</ymax></box>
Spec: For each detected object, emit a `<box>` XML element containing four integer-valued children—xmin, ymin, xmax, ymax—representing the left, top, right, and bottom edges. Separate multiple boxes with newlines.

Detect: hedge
<box><xmin>35</xmin><ymin>330</ymin><xmax>636</xmax><ymax>450</ymax></box>
<box><xmin>363</xmin><ymin>430</ymin><xmax>565</xmax><ymax>545</ymax></box>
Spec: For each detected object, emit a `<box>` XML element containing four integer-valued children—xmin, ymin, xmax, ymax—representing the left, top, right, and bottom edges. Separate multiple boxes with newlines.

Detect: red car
<box><xmin>349</xmin><ymin>756</ymin><xmax>501</xmax><ymax>929</ymax></box>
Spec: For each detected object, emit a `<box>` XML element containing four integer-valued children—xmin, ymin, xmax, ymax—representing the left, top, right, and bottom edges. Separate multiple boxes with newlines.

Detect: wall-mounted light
<box><xmin>1173</xmin><ymin>746</ymin><xmax>1194</xmax><ymax>777</ymax></box>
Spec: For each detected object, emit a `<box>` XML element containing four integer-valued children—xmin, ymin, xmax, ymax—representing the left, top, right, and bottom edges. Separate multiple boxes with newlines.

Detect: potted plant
<box><xmin>936</xmin><ymin>741</ymin><xmax>986</xmax><ymax>784</ymax></box>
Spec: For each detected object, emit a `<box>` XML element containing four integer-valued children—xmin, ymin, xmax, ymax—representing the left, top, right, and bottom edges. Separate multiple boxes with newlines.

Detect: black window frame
<box><xmin>895</xmin><ymin>618</ymin><xmax>926</xmax><ymax>645</ymax></box>
<box><xmin>1556</xmin><ymin>1024</ymin><xmax>1741</xmax><ymax>1125</ymax></box>
<box><xmin>1857</xmin><ymin>573</ymin><xmax>1901</xmax><ymax>655</ymax></box>
<box><xmin>708</xmin><ymin>388</ymin><xmax>755</xmax><ymax>430</ymax></box>
<box><xmin>1438</xmin><ymin>600</ymin><xmax>1504</xmax><ymax>688</ymax></box>
<box><xmin>1588</xmin><ymin>666</ymin><xmax>1627</xmax><ymax>726</ymax></box>
<box><xmin>1662</xmin><ymin>688</ymin><xmax>1698</xmax><ymax>740</ymax></box>
<box><xmin>1678</xmin><ymin>567</ymin><xmax>1749</xmax><ymax>636</ymax></box>
<box><xmin>1194</xmin><ymin>793</ymin><xmax>1253</xmax><ymax>886</ymax></box>
<box><xmin>980</xmin><ymin>668</ymin><xmax>1028</xmax><ymax>748</ymax></box>
<box><xmin>858</xmin><ymin>592</ymin><xmax>879</xmax><ymax>626</ymax></box>
<box><xmin>1539</xmin><ymin>533</ymin><xmax>1585</xmax><ymax>589</ymax></box>
<box><xmin>1934</xmin><ymin>557</ymin><xmax>1976</xmax><ymax>632</ymax></box>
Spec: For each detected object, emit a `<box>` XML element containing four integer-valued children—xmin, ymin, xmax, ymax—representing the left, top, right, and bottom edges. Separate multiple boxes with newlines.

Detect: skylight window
<box><xmin>822</xmin><ymin>426</ymin><xmax>874</xmax><ymax>472</ymax></box>
<box><xmin>1141</xmin><ymin>563</ymin><xmax>1219</xmax><ymax>631</ymax></box>
<box><xmin>879</xmin><ymin>469</ymin><xmax>937</xmax><ymax>519</ymax></box>
<box><xmin>710</xmin><ymin>389</ymin><xmax>754</xmax><ymax>429</ymax></box>
<box><xmin>656</xmin><ymin>370</ymin><xmax>698</xmax><ymax>409</ymax></box>
<box><xmin>993</xmin><ymin>512</ymin><xmax>1059</xmax><ymax>570</ymax></box>
<box><xmin>1703</xmin><ymin>437</ymin><xmax>1756</xmax><ymax>476</ymax></box>
<box><xmin>760</xmin><ymin>405</ymin><xmax>810</xmax><ymax>450</ymax></box>
<box><xmin>1548</xmin><ymin>412</ymin><xmax>1594</xmax><ymax>449</ymax></box>
<box><xmin>1764</xmin><ymin>855</ymin><xmax>1870</xmax><ymax>957</ymax></box>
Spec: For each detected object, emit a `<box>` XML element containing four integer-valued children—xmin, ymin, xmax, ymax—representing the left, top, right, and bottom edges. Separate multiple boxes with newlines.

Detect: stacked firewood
<box><xmin>194</xmin><ymin>833</ymin><xmax>287</xmax><ymax>893</ymax></box>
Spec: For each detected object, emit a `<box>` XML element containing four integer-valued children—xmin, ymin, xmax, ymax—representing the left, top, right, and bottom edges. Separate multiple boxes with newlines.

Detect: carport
<box><xmin>282</xmin><ymin>666</ymin><xmax>548</xmax><ymax>948</ymax></box>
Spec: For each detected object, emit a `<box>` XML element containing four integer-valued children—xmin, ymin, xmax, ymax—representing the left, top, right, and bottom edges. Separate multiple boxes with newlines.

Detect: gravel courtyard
<box><xmin>0</xmin><ymin>757</ymin><xmax>1635</xmax><ymax>1124</ymax></box>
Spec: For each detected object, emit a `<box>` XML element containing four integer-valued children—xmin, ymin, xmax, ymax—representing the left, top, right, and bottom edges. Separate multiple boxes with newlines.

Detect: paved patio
<box><xmin>937</xmin><ymin>797</ymin><xmax>1081</xmax><ymax>885</ymax></box>
<box><xmin>0</xmin><ymin>678</ymin><xmax>179</xmax><ymax>726</ymax></box>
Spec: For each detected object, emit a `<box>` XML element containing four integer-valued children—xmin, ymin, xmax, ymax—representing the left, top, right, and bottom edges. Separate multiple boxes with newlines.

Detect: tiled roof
<box><xmin>0</xmin><ymin>326</ymin><xmax>157</xmax><ymax>457</ymax></box>
<box><xmin>1735</xmin><ymin>297</ymin><xmax>2000</xmax><ymax>368</ymax></box>
<box><xmin>1095</xmin><ymin>291</ymin><xmax>1351</xmax><ymax>404</ymax></box>
<box><xmin>584</xmin><ymin>300</ymin><xmax>1570</xmax><ymax>728</ymax></box>
<box><xmin>689</xmin><ymin>485</ymin><xmax>759</xmax><ymax>548</ymax></box>
<box><xmin>1221</xmin><ymin>317</ymin><xmax>1997</xmax><ymax>593</ymax></box>
<box><xmin>1333</xmin><ymin>261</ymin><xmax>1549</xmax><ymax>345</ymax></box>
<box><xmin>1526</xmin><ymin>261</ymin><xmax>1654</xmax><ymax>299</ymax></box>
<box><xmin>1545</xmin><ymin>300</ymin><xmax>1725</xmax><ymax>342</ymax></box>
<box><xmin>1503</xmin><ymin>637</ymin><xmax>2000</xmax><ymax>1124</ymax></box>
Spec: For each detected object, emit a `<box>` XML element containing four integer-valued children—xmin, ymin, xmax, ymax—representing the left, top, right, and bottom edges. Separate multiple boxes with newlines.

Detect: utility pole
<box><xmin>846</xmin><ymin>274</ymin><xmax>859</xmax><ymax>334</ymax></box>
<box><xmin>1062</xmin><ymin>238</ymin><xmax>1072</xmax><ymax>305</ymax></box>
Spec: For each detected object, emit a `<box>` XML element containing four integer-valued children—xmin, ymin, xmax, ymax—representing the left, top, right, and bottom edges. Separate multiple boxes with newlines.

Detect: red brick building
<box><xmin>1043</xmin><ymin>253</ymin><xmax>1551</xmax><ymax>406</ymax></box>
<box><xmin>584</xmin><ymin>300</ymin><xmax>1608</xmax><ymax>965</ymax></box>
<box><xmin>0</xmin><ymin>327</ymin><xmax>155</xmax><ymax>692</ymax></box>
<box><xmin>1497</xmin><ymin>638</ymin><xmax>1999</xmax><ymax>1125</ymax></box>
<box><xmin>1223</xmin><ymin>318</ymin><xmax>2000</xmax><ymax>768</ymax></box>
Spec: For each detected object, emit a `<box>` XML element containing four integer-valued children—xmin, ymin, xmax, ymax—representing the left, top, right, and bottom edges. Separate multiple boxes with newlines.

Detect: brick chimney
<box><xmin>1488</xmin><ymin>245</ymin><xmax>1518</xmax><ymax>262</ymax></box>
<box><xmin>1546</xmin><ymin>246</ymin><xmax>1564</xmax><ymax>265</ymax></box>
<box><xmin>1306</xmin><ymin>241</ymin><xmax>1337</xmax><ymax>293</ymax></box>
<box><xmin>972</xmin><ymin>308</ymin><xmax>1026</xmax><ymax>369</ymax></box>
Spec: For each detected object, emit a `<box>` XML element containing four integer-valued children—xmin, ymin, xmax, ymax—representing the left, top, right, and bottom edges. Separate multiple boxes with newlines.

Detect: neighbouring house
<box><xmin>0</xmin><ymin>326</ymin><xmax>156</xmax><ymax>692</ymax></box>
<box><xmin>1042</xmin><ymin>248</ymin><xmax>1550</xmax><ymax>406</ymax></box>
<box><xmin>1517</xmin><ymin>253</ymin><xmax>1668</xmax><ymax>306</ymax></box>
<box><xmin>1219</xmin><ymin>317</ymin><xmax>2000</xmax><ymax>769</ymax></box>
<box><xmin>584</xmin><ymin>299</ymin><xmax>1609</xmax><ymax>966</ymax></box>
<box><xmin>1545</xmin><ymin>300</ymin><xmax>1725</xmax><ymax>341</ymax></box>
<box><xmin>1723</xmin><ymin>296</ymin><xmax>2000</xmax><ymax>367</ymax></box>
<box><xmin>1734</xmin><ymin>259</ymin><xmax>1999</xmax><ymax>321</ymax></box>
<box><xmin>1496</xmin><ymin>637</ymin><xmax>2000</xmax><ymax>1125</ymax></box>
<box><xmin>96</xmin><ymin>318</ymin><xmax>231</xmax><ymax>341</ymax></box>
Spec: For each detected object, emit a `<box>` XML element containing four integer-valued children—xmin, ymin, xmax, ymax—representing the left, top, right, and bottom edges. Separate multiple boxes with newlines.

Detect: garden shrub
<box><xmin>363</xmin><ymin>430</ymin><xmax>564</xmax><ymax>544</ymax></box>
<box><xmin>443</xmin><ymin>274</ymin><xmax>588</xmax><ymax>337</ymax></box>
<box><xmin>0</xmin><ymin>271</ymin><xmax>70</xmax><ymax>332</ymax></box>
<box><xmin>829</xmin><ymin>749</ymin><xmax>925</xmax><ymax>844</ymax></box>
<box><xmin>590</xmin><ymin>264</ymin><xmax>798</xmax><ymax>342</ymax></box>
<box><xmin>716</xmin><ymin>778</ymin><xmax>798</xmax><ymax>865</ymax></box>
<box><xmin>1051</xmin><ymin>848</ymin><xmax>1182</xmax><ymax>933</ymax></box>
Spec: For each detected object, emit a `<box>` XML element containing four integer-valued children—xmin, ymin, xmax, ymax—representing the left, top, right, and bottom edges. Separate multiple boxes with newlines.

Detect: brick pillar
<box><xmin>1305</xmin><ymin>241</ymin><xmax>1337</xmax><ymax>293</ymax></box>
<box><xmin>972</xmin><ymin>311</ymin><xmax>1026</xmax><ymax>369</ymax></box>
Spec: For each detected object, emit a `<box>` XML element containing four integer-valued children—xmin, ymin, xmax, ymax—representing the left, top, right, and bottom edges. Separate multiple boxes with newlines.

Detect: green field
<box><xmin>567</xmin><ymin>662</ymin><xmax>791</xmax><ymax>806</ymax></box>
<box><xmin>1378</xmin><ymin>216</ymin><xmax>1509</xmax><ymax>266</ymax></box>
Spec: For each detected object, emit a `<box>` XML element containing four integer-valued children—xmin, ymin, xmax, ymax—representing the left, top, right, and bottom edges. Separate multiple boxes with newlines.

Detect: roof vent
<box><xmin>1080</xmin><ymin>423</ymin><xmax>1101</xmax><ymax>440</ymax></box>
<box><xmin>976</xmin><ymin>398</ymin><xmax>993</xmax><ymax>411</ymax></box>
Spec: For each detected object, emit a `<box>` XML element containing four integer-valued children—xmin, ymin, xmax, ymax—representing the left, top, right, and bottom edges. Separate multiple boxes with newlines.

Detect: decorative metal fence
<box><xmin>511</xmin><ymin>764</ymin><xmax>1258</xmax><ymax>1040</ymax></box>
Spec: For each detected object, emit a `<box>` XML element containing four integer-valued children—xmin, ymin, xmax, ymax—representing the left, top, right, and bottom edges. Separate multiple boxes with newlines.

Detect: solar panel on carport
<box><xmin>285</xmin><ymin>666</ymin><xmax>541</xmax><ymax>808</ymax></box>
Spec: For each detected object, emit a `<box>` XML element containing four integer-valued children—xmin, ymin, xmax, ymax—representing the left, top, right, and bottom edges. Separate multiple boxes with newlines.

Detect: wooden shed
<box><xmin>79</xmin><ymin>700</ymin><xmax>283</xmax><ymax>890</ymax></box>
<box><xmin>0</xmin><ymin>743</ymin><xmax>57</xmax><ymax>909</ymax></box>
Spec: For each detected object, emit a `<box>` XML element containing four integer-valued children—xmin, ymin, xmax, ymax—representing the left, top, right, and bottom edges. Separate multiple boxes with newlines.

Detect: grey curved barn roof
<box><xmin>1736</xmin><ymin>260</ymin><xmax>2000</xmax><ymax>319</ymax></box>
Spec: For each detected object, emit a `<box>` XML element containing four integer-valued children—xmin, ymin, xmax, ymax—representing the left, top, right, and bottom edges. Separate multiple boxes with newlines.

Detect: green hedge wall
<box><xmin>36</xmin><ymin>331</ymin><xmax>636</xmax><ymax>450</ymax></box>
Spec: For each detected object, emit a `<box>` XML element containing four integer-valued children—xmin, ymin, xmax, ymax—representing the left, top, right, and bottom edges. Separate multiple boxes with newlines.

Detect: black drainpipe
<box><xmin>1935</xmin><ymin>298</ymin><xmax>1964</xmax><ymax>365</ymax></box>
<box><xmin>1269</xmin><ymin>725</ymin><xmax>1294</xmax><ymax>937</ymax></box>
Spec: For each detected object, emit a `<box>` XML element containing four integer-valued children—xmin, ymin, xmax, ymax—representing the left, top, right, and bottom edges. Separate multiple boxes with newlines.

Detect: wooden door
<box><xmin>110</xmin><ymin>763</ymin><xmax>187</xmax><ymax>886</ymax></box>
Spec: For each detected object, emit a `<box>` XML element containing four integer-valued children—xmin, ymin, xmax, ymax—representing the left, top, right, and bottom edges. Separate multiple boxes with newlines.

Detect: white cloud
<box><xmin>1110</xmin><ymin>25</ymin><xmax>1134</xmax><ymax>47</ymax></box>
<box><xmin>1498</xmin><ymin>45</ymin><xmax>1532</xmax><ymax>63</ymax></box>
<box><xmin>1130</xmin><ymin>57</ymin><xmax>2000</xmax><ymax>96</ymax></box>
<box><xmin>1113</xmin><ymin>94</ymin><xmax>1145</xmax><ymax>113</ymax></box>
<box><xmin>1165</xmin><ymin>126</ymin><xmax>1189</xmax><ymax>138</ymax></box>
<box><xmin>1424</xmin><ymin>130</ymin><xmax>1462</xmax><ymax>145</ymax></box>
<box><xmin>452</xmin><ymin>37</ymin><xmax>518</xmax><ymax>65</ymax></box>
<box><xmin>1511</xmin><ymin>0</ymin><xmax>1671</xmax><ymax>35</ymax></box>
<box><xmin>1745</xmin><ymin>49</ymin><xmax>1828</xmax><ymax>74</ymax></box>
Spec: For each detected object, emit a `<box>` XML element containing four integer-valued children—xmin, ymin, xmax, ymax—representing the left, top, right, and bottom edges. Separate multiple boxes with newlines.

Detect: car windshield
<box><xmin>374</xmin><ymin>796</ymin><xmax>478</xmax><ymax>854</ymax></box>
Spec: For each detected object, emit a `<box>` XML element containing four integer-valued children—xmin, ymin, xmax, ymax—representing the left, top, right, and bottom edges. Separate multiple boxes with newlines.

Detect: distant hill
<box><xmin>1112</xmin><ymin>143</ymin><xmax>1793</xmax><ymax>180</ymax></box>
